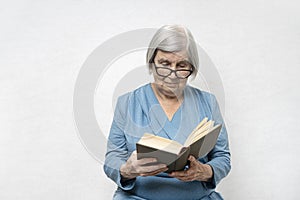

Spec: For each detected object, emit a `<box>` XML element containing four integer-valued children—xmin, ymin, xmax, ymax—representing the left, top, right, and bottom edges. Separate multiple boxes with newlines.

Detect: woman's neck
<box><xmin>151</xmin><ymin>83</ymin><xmax>184</xmax><ymax>121</ymax></box>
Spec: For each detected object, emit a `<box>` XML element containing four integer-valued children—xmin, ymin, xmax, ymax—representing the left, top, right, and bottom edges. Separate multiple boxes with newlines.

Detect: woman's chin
<box><xmin>160</xmin><ymin>86</ymin><xmax>180</xmax><ymax>98</ymax></box>
<box><xmin>152</xmin><ymin>82</ymin><xmax>183</xmax><ymax>98</ymax></box>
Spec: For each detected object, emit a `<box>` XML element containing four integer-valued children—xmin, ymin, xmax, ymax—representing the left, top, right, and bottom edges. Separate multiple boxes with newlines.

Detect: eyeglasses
<box><xmin>154</xmin><ymin>64</ymin><xmax>193</xmax><ymax>79</ymax></box>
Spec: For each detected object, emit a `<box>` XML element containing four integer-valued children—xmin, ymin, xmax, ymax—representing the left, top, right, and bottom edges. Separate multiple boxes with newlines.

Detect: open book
<box><xmin>136</xmin><ymin>117</ymin><xmax>222</xmax><ymax>173</ymax></box>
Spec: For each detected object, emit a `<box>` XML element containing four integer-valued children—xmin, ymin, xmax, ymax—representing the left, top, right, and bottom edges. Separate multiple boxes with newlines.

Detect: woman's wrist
<box><xmin>120</xmin><ymin>163</ymin><xmax>136</xmax><ymax>180</ymax></box>
<box><xmin>203</xmin><ymin>164</ymin><xmax>213</xmax><ymax>182</ymax></box>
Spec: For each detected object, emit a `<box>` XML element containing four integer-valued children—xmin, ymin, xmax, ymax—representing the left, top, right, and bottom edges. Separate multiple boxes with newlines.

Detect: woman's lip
<box><xmin>164</xmin><ymin>81</ymin><xmax>179</xmax><ymax>84</ymax></box>
<box><xmin>163</xmin><ymin>83</ymin><xmax>179</xmax><ymax>88</ymax></box>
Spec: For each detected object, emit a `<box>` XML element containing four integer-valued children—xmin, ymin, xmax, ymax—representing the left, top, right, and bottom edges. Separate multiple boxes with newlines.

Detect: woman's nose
<box><xmin>168</xmin><ymin>64</ymin><xmax>178</xmax><ymax>79</ymax></box>
<box><xmin>168</xmin><ymin>70</ymin><xmax>177</xmax><ymax>79</ymax></box>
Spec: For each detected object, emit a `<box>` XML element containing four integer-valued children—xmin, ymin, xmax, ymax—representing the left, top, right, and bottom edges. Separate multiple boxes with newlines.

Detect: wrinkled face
<box><xmin>152</xmin><ymin>50</ymin><xmax>193</xmax><ymax>98</ymax></box>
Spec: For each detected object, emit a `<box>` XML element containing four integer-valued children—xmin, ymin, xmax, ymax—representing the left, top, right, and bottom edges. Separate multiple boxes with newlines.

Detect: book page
<box><xmin>190</xmin><ymin>123</ymin><xmax>219</xmax><ymax>145</ymax></box>
<box><xmin>185</xmin><ymin>124</ymin><xmax>222</xmax><ymax>158</ymax></box>
<box><xmin>137</xmin><ymin>133</ymin><xmax>183</xmax><ymax>155</ymax></box>
<box><xmin>184</xmin><ymin>120</ymin><xmax>214</xmax><ymax>146</ymax></box>
<box><xmin>184</xmin><ymin>117</ymin><xmax>208</xmax><ymax>146</ymax></box>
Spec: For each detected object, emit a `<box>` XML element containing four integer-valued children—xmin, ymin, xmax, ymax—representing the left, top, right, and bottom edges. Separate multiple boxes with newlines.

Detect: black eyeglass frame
<box><xmin>153</xmin><ymin>64</ymin><xmax>194</xmax><ymax>79</ymax></box>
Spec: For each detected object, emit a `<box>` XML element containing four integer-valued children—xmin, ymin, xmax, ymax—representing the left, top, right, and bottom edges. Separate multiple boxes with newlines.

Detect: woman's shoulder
<box><xmin>117</xmin><ymin>83</ymin><xmax>149</xmax><ymax>100</ymax></box>
<box><xmin>115</xmin><ymin>83</ymin><xmax>150</xmax><ymax>108</ymax></box>
<box><xmin>185</xmin><ymin>85</ymin><xmax>219</xmax><ymax>116</ymax></box>
<box><xmin>114</xmin><ymin>83</ymin><xmax>150</xmax><ymax>120</ymax></box>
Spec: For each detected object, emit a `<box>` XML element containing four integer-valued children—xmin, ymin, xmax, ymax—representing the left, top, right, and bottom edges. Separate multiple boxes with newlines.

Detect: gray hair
<box><xmin>146</xmin><ymin>25</ymin><xmax>199</xmax><ymax>78</ymax></box>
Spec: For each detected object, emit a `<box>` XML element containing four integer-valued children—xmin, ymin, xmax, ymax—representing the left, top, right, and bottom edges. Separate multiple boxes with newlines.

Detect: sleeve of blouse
<box><xmin>103</xmin><ymin>95</ymin><xmax>136</xmax><ymax>190</ymax></box>
<box><xmin>204</xmin><ymin>94</ymin><xmax>231</xmax><ymax>189</ymax></box>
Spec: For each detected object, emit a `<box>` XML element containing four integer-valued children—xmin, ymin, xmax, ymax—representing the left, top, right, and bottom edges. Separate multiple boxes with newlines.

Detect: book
<box><xmin>136</xmin><ymin>118</ymin><xmax>222</xmax><ymax>173</ymax></box>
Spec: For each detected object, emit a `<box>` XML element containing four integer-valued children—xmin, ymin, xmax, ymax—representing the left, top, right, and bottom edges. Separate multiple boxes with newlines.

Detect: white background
<box><xmin>1</xmin><ymin>0</ymin><xmax>300</xmax><ymax>199</ymax></box>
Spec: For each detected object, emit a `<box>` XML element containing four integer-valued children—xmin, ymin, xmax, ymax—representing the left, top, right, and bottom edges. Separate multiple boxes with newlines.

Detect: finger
<box><xmin>176</xmin><ymin>176</ymin><xmax>196</xmax><ymax>182</ymax></box>
<box><xmin>140</xmin><ymin>168</ymin><xmax>167</xmax><ymax>177</ymax></box>
<box><xmin>169</xmin><ymin>167</ymin><xmax>198</xmax><ymax>178</ymax></box>
<box><xmin>189</xmin><ymin>156</ymin><xmax>204</xmax><ymax>169</ymax></box>
<box><xmin>170</xmin><ymin>172</ymin><xmax>195</xmax><ymax>182</ymax></box>
<box><xmin>188</xmin><ymin>155</ymin><xmax>198</xmax><ymax>166</ymax></box>
<box><xmin>140</xmin><ymin>163</ymin><xmax>167</xmax><ymax>173</ymax></box>
<box><xmin>188</xmin><ymin>155</ymin><xmax>196</xmax><ymax>162</ymax></box>
<box><xmin>169</xmin><ymin>169</ymin><xmax>191</xmax><ymax>177</ymax></box>
<box><xmin>137</xmin><ymin>158</ymin><xmax>158</xmax><ymax>165</ymax></box>
<box><xmin>140</xmin><ymin>167</ymin><xmax>168</xmax><ymax>176</ymax></box>
<box><xmin>150</xmin><ymin>167</ymin><xmax>168</xmax><ymax>174</ymax></box>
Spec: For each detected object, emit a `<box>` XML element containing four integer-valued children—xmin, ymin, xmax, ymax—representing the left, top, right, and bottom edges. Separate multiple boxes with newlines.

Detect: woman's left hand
<box><xmin>168</xmin><ymin>155</ymin><xmax>213</xmax><ymax>182</ymax></box>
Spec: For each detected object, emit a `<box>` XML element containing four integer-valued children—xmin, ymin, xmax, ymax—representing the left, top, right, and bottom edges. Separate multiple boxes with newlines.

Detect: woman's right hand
<box><xmin>120</xmin><ymin>151</ymin><xmax>168</xmax><ymax>179</ymax></box>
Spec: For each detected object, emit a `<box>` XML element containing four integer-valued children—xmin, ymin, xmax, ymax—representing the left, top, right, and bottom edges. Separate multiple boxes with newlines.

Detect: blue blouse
<box><xmin>104</xmin><ymin>83</ymin><xmax>231</xmax><ymax>200</ymax></box>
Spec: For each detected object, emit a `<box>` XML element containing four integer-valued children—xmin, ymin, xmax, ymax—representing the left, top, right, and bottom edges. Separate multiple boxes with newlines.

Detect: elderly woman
<box><xmin>104</xmin><ymin>25</ymin><xmax>231</xmax><ymax>200</ymax></box>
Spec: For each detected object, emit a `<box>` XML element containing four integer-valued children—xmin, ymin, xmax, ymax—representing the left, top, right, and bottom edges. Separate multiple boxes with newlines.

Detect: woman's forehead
<box><xmin>155</xmin><ymin>50</ymin><xmax>189</xmax><ymax>62</ymax></box>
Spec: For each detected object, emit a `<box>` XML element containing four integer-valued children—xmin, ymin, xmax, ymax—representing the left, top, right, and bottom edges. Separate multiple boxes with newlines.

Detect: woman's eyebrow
<box><xmin>177</xmin><ymin>60</ymin><xmax>190</xmax><ymax>65</ymax></box>
<box><xmin>157</xmin><ymin>58</ymin><xmax>189</xmax><ymax>63</ymax></box>
<box><xmin>157</xmin><ymin>58</ymin><xmax>170</xmax><ymax>63</ymax></box>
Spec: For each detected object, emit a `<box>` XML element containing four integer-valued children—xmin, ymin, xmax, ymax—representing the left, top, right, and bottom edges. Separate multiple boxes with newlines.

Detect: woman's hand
<box><xmin>168</xmin><ymin>155</ymin><xmax>213</xmax><ymax>182</ymax></box>
<box><xmin>120</xmin><ymin>151</ymin><xmax>168</xmax><ymax>179</ymax></box>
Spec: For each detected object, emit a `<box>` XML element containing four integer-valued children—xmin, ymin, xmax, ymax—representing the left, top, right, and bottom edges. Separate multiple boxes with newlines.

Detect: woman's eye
<box><xmin>161</xmin><ymin>63</ymin><xmax>170</xmax><ymax>66</ymax></box>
